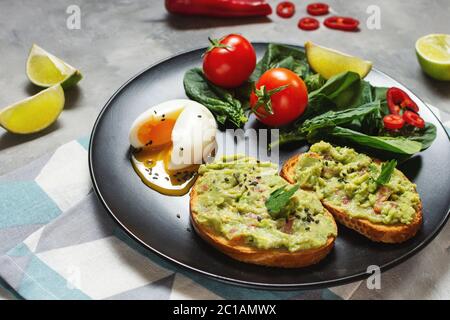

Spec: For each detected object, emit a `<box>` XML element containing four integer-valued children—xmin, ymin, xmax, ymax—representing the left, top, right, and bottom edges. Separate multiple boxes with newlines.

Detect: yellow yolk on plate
<box><xmin>131</xmin><ymin>144</ymin><xmax>199</xmax><ymax>196</ymax></box>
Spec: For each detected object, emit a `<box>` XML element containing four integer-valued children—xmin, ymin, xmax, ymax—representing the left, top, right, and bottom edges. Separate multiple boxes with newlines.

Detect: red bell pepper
<box><xmin>165</xmin><ymin>0</ymin><xmax>273</xmax><ymax>18</ymax></box>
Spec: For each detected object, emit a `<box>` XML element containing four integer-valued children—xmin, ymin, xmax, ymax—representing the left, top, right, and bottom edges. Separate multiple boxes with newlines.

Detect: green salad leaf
<box><xmin>325</xmin><ymin>127</ymin><xmax>423</xmax><ymax>155</ymax></box>
<box><xmin>265</xmin><ymin>184</ymin><xmax>300</xmax><ymax>219</ymax></box>
<box><xmin>252</xmin><ymin>43</ymin><xmax>312</xmax><ymax>81</ymax></box>
<box><xmin>404</xmin><ymin>122</ymin><xmax>437</xmax><ymax>151</ymax></box>
<box><xmin>376</xmin><ymin>159</ymin><xmax>397</xmax><ymax>185</ymax></box>
<box><xmin>183</xmin><ymin>68</ymin><xmax>248</xmax><ymax>128</ymax></box>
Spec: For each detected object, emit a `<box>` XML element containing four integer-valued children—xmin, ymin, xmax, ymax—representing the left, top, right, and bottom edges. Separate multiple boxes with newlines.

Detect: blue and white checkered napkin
<box><xmin>0</xmin><ymin>106</ymin><xmax>449</xmax><ymax>300</ymax></box>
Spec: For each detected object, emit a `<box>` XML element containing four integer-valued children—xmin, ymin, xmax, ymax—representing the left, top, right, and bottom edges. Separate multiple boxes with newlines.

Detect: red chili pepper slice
<box><xmin>307</xmin><ymin>3</ymin><xmax>329</xmax><ymax>16</ymax></box>
<box><xmin>403</xmin><ymin>110</ymin><xmax>425</xmax><ymax>128</ymax></box>
<box><xmin>324</xmin><ymin>16</ymin><xmax>359</xmax><ymax>31</ymax></box>
<box><xmin>383</xmin><ymin>114</ymin><xmax>404</xmax><ymax>130</ymax></box>
<box><xmin>386</xmin><ymin>87</ymin><xmax>419</xmax><ymax>114</ymax></box>
<box><xmin>277</xmin><ymin>1</ymin><xmax>295</xmax><ymax>18</ymax></box>
<box><xmin>298</xmin><ymin>17</ymin><xmax>320</xmax><ymax>31</ymax></box>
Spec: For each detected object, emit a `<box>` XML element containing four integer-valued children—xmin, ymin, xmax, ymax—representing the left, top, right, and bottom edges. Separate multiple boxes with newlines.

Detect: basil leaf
<box><xmin>376</xmin><ymin>159</ymin><xmax>397</xmax><ymax>185</ymax></box>
<box><xmin>265</xmin><ymin>184</ymin><xmax>300</xmax><ymax>219</ymax></box>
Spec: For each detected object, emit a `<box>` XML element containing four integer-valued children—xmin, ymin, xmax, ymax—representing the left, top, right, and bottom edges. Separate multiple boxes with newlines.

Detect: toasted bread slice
<box><xmin>190</xmin><ymin>187</ymin><xmax>337</xmax><ymax>268</ymax></box>
<box><xmin>281</xmin><ymin>153</ymin><xmax>422</xmax><ymax>243</ymax></box>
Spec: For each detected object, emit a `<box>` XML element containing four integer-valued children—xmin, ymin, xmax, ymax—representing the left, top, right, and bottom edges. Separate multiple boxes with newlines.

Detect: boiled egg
<box><xmin>129</xmin><ymin>99</ymin><xmax>217</xmax><ymax>195</ymax></box>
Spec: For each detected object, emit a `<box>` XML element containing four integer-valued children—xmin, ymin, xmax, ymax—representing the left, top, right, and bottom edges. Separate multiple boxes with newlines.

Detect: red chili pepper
<box><xmin>403</xmin><ymin>110</ymin><xmax>425</xmax><ymax>129</ymax></box>
<box><xmin>298</xmin><ymin>17</ymin><xmax>320</xmax><ymax>31</ymax></box>
<box><xmin>165</xmin><ymin>0</ymin><xmax>272</xmax><ymax>18</ymax></box>
<box><xmin>386</xmin><ymin>87</ymin><xmax>419</xmax><ymax>114</ymax></box>
<box><xmin>276</xmin><ymin>1</ymin><xmax>295</xmax><ymax>18</ymax></box>
<box><xmin>324</xmin><ymin>16</ymin><xmax>359</xmax><ymax>31</ymax></box>
<box><xmin>383</xmin><ymin>114</ymin><xmax>404</xmax><ymax>130</ymax></box>
<box><xmin>307</xmin><ymin>3</ymin><xmax>329</xmax><ymax>16</ymax></box>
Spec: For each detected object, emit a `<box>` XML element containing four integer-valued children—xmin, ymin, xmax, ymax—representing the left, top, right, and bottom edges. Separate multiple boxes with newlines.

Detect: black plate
<box><xmin>89</xmin><ymin>43</ymin><xmax>450</xmax><ymax>289</ymax></box>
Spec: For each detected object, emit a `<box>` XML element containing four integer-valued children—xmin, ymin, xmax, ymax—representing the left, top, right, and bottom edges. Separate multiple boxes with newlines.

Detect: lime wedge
<box><xmin>26</xmin><ymin>44</ymin><xmax>82</xmax><ymax>89</ymax></box>
<box><xmin>305</xmin><ymin>41</ymin><xmax>373</xmax><ymax>79</ymax></box>
<box><xmin>416</xmin><ymin>34</ymin><xmax>450</xmax><ymax>81</ymax></box>
<box><xmin>0</xmin><ymin>85</ymin><xmax>65</xmax><ymax>134</ymax></box>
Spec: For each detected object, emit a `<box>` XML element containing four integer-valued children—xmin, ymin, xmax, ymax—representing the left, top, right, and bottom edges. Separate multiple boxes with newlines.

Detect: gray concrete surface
<box><xmin>0</xmin><ymin>0</ymin><xmax>449</xmax><ymax>174</ymax></box>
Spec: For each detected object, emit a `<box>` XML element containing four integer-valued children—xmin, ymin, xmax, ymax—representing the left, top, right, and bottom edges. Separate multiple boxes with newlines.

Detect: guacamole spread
<box><xmin>294</xmin><ymin>141</ymin><xmax>420</xmax><ymax>225</ymax></box>
<box><xmin>192</xmin><ymin>155</ymin><xmax>337</xmax><ymax>252</ymax></box>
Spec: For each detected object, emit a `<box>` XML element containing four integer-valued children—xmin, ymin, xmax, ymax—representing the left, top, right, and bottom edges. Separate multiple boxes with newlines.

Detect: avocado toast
<box><xmin>190</xmin><ymin>155</ymin><xmax>337</xmax><ymax>268</ymax></box>
<box><xmin>281</xmin><ymin>141</ymin><xmax>422</xmax><ymax>243</ymax></box>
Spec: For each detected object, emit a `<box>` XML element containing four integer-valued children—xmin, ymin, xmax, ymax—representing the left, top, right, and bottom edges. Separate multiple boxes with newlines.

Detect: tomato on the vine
<box><xmin>250</xmin><ymin>68</ymin><xmax>308</xmax><ymax>127</ymax></box>
<box><xmin>202</xmin><ymin>34</ymin><xmax>256</xmax><ymax>88</ymax></box>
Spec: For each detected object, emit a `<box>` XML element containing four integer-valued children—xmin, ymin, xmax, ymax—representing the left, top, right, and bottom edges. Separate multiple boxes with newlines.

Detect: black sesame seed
<box><xmin>315</xmin><ymin>220</ymin><xmax>320</xmax><ymax>224</ymax></box>
<box><xmin>162</xmin><ymin>114</ymin><xmax>165</xmax><ymax>117</ymax></box>
<box><xmin>165</xmin><ymin>177</ymin><xmax>169</xmax><ymax>181</ymax></box>
<box><xmin>256</xmin><ymin>176</ymin><xmax>261</xmax><ymax>179</ymax></box>
<box><xmin>176</xmin><ymin>214</ymin><xmax>180</xmax><ymax>219</ymax></box>
<box><xmin>257</xmin><ymin>216</ymin><xmax>262</xmax><ymax>222</ymax></box>
<box><xmin>197</xmin><ymin>115</ymin><xmax>202</xmax><ymax>118</ymax></box>
<box><xmin>153</xmin><ymin>110</ymin><xmax>157</xmax><ymax>114</ymax></box>
<box><xmin>161</xmin><ymin>118</ymin><xmax>166</xmax><ymax>122</ymax></box>
<box><xmin>305</xmin><ymin>227</ymin><xmax>310</xmax><ymax>231</ymax></box>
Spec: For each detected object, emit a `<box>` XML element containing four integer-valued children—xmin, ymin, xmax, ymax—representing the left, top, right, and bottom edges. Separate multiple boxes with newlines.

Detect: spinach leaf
<box><xmin>252</xmin><ymin>44</ymin><xmax>312</xmax><ymax>80</ymax></box>
<box><xmin>183</xmin><ymin>68</ymin><xmax>248</xmax><ymax>128</ymax></box>
<box><xmin>300</xmin><ymin>101</ymin><xmax>381</xmax><ymax>134</ymax></box>
<box><xmin>304</xmin><ymin>73</ymin><xmax>326</xmax><ymax>92</ymax></box>
<box><xmin>376</xmin><ymin>159</ymin><xmax>397</xmax><ymax>185</ymax></box>
<box><xmin>325</xmin><ymin>127</ymin><xmax>423</xmax><ymax>155</ymax></box>
<box><xmin>406</xmin><ymin>122</ymin><xmax>437</xmax><ymax>151</ymax></box>
<box><xmin>265</xmin><ymin>184</ymin><xmax>300</xmax><ymax>219</ymax></box>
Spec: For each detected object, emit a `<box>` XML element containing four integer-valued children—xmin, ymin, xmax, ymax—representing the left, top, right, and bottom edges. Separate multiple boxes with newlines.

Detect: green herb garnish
<box><xmin>265</xmin><ymin>184</ymin><xmax>300</xmax><ymax>219</ymax></box>
<box><xmin>375</xmin><ymin>159</ymin><xmax>397</xmax><ymax>186</ymax></box>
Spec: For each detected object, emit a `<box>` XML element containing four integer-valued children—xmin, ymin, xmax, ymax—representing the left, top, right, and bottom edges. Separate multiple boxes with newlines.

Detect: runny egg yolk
<box><xmin>137</xmin><ymin>113</ymin><xmax>179</xmax><ymax>147</ymax></box>
<box><xmin>131</xmin><ymin>110</ymin><xmax>198</xmax><ymax>196</ymax></box>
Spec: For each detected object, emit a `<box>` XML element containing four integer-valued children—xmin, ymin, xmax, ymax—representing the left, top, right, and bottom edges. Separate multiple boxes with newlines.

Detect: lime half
<box><xmin>305</xmin><ymin>41</ymin><xmax>373</xmax><ymax>79</ymax></box>
<box><xmin>416</xmin><ymin>34</ymin><xmax>450</xmax><ymax>81</ymax></box>
<box><xmin>0</xmin><ymin>85</ymin><xmax>65</xmax><ymax>134</ymax></box>
<box><xmin>26</xmin><ymin>44</ymin><xmax>82</xmax><ymax>89</ymax></box>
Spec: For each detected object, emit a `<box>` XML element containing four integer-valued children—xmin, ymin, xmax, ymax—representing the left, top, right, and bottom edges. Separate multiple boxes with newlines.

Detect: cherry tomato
<box><xmin>383</xmin><ymin>114</ymin><xmax>404</xmax><ymax>130</ymax></box>
<box><xmin>386</xmin><ymin>87</ymin><xmax>419</xmax><ymax>114</ymax></box>
<box><xmin>298</xmin><ymin>17</ymin><xmax>320</xmax><ymax>30</ymax></box>
<box><xmin>307</xmin><ymin>3</ymin><xmax>329</xmax><ymax>16</ymax></box>
<box><xmin>324</xmin><ymin>16</ymin><xmax>359</xmax><ymax>31</ymax></box>
<box><xmin>276</xmin><ymin>1</ymin><xmax>295</xmax><ymax>18</ymax></box>
<box><xmin>403</xmin><ymin>111</ymin><xmax>425</xmax><ymax>129</ymax></box>
<box><xmin>203</xmin><ymin>34</ymin><xmax>256</xmax><ymax>88</ymax></box>
<box><xmin>250</xmin><ymin>68</ymin><xmax>308</xmax><ymax>126</ymax></box>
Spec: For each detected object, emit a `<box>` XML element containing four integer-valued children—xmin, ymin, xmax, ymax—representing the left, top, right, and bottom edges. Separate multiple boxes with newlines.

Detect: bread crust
<box><xmin>280</xmin><ymin>154</ymin><xmax>422</xmax><ymax>243</ymax></box>
<box><xmin>189</xmin><ymin>187</ymin><xmax>337</xmax><ymax>268</ymax></box>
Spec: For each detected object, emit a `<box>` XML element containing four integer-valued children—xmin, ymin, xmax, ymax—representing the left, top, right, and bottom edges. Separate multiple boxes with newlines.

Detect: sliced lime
<box><xmin>305</xmin><ymin>41</ymin><xmax>373</xmax><ymax>79</ymax></box>
<box><xmin>26</xmin><ymin>44</ymin><xmax>82</xmax><ymax>89</ymax></box>
<box><xmin>0</xmin><ymin>85</ymin><xmax>65</xmax><ymax>134</ymax></box>
<box><xmin>416</xmin><ymin>34</ymin><xmax>450</xmax><ymax>81</ymax></box>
